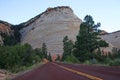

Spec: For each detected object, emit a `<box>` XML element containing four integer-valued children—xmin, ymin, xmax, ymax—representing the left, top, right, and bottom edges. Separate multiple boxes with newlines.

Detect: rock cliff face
<box><xmin>0</xmin><ymin>21</ymin><xmax>13</xmax><ymax>45</ymax></box>
<box><xmin>94</xmin><ymin>30</ymin><xmax>120</xmax><ymax>55</ymax></box>
<box><xmin>101</xmin><ymin>30</ymin><xmax>120</xmax><ymax>49</ymax></box>
<box><xmin>0</xmin><ymin>21</ymin><xmax>12</xmax><ymax>34</ymax></box>
<box><xmin>20</xmin><ymin>6</ymin><xmax>82</xmax><ymax>54</ymax></box>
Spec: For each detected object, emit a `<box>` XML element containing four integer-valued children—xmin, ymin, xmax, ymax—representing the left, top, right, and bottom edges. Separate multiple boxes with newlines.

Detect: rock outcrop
<box><xmin>101</xmin><ymin>30</ymin><xmax>120</xmax><ymax>49</ymax></box>
<box><xmin>20</xmin><ymin>6</ymin><xmax>82</xmax><ymax>54</ymax></box>
<box><xmin>0</xmin><ymin>21</ymin><xmax>13</xmax><ymax>45</ymax></box>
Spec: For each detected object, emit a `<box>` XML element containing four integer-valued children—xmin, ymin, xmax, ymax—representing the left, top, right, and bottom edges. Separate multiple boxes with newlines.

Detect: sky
<box><xmin>0</xmin><ymin>0</ymin><xmax>120</xmax><ymax>32</ymax></box>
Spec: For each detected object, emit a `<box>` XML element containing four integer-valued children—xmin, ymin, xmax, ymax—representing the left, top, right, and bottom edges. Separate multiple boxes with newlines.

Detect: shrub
<box><xmin>104</xmin><ymin>57</ymin><xmax>112</xmax><ymax>64</ymax></box>
<box><xmin>0</xmin><ymin>44</ymin><xmax>43</xmax><ymax>73</ymax></box>
<box><xmin>84</xmin><ymin>60</ymin><xmax>91</xmax><ymax>64</ymax></box>
<box><xmin>64</xmin><ymin>55</ymin><xmax>80</xmax><ymax>63</ymax></box>
<box><xmin>84</xmin><ymin>58</ymin><xmax>98</xmax><ymax>64</ymax></box>
<box><xmin>109</xmin><ymin>58</ymin><xmax>120</xmax><ymax>66</ymax></box>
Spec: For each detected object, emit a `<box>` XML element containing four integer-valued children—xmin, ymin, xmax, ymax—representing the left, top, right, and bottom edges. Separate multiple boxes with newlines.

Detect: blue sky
<box><xmin>0</xmin><ymin>0</ymin><xmax>120</xmax><ymax>32</ymax></box>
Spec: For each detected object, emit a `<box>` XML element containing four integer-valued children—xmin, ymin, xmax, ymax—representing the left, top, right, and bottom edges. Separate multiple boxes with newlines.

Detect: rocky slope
<box><xmin>101</xmin><ymin>30</ymin><xmax>120</xmax><ymax>50</ymax></box>
<box><xmin>20</xmin><ymin>6</ymin><xmax>82</xmax><ymax>54</ymax></box>
<box><xmin>0</xmin><ymin>20</ymin><xmax>13</xmax><ymax>45</ymax></box>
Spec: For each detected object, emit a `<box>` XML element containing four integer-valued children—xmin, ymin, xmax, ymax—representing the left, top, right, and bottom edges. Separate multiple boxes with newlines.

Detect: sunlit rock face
<box><xmin>101</xmin><ymin>30</ymin><xmax>120</xmax><ymax>49</ymax></box>
<box><xmin>20</xmin><ymin>6</ymin><xmax>82</xmax><ymax>54</ymax></box>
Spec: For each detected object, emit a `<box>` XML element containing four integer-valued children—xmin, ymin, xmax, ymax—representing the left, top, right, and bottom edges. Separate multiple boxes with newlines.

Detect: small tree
<box><xmin>62</xmin><ymin>36</ymin><xmax>73</xmax><ymax>61</ymax></box>
<box><xmin>48</xmin><ymin>53</ymin><xmax>52</xmax><ymax>62</ymax></box>
<box><xmin>56</xmin><ymin>54</ymin><xmax>61</xmax><ymax>61</ymax></box>
<box><xmin>41</xmin><ymin>43</ymin><xmax>47</xmax><ymax>59</ymax></box>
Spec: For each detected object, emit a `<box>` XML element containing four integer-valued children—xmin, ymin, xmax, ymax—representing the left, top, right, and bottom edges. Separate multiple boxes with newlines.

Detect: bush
<box><xmin>0</xmin><ymin>44</ymin><xmax>43</xmax><ymax>73</ymax></box>
<box><xmin>84</xmin><ymin>58</ymin><xmax>98</xmax><ymax>64</ymax></box>
<box><xmin>84</xmin><ymin>60</ymin><xmax>91</xmax><ymax>64</ymax></box>
<box><xmin>104</xmin><ymin>57</ymin><xmax>112</xmax><ymax>64</ymax></box>
<box><xmin>109</xmin><ymin>58</ymin><xmax>120</xmax><ymax>66</ymax></box>
<box><xmin>64</xmin><ymin>55</ymin><xmax>80</xmax><ymax>63</ymax></box>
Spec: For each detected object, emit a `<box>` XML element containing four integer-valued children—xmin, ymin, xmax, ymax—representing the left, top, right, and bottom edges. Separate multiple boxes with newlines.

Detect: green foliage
<box><xmin>64</xmin><ymin>55</ymin><xmax>80</xmax><ymax>63</ymax></box>
<box><xmin>0</xmin><ymin>44</ymin><xmax>43</xmax><ymax>72</ymax></box>
<box><xmin>48</xmin><ymin>53</ymin><xmax>52</xmax><ymax>62</ymax></box>
<box><xmin>84</xmin><ymin>58</ymin><xmax>98</xmax><ymax>64</ymax></box>
<box><xmin>13</xmin><ymin>30</ymin><xmax>21</xmax><ymax>43</ymax></box>
<box><xmin>56</xmin><ymin>54</ymin><xmax>61</xmax><ymax>61</ymax></box>
<box><xmin>104</xmin><ymin>57</ymin><xmax>112</xmax><ymax>64</ymax></box>
<box><xmin>98</xmin><ymin>40</ymin><xmax>109</xmax><ymax>47</ymax></box>
<box><xmin>109</xmin><ymin>58</ymin><xmax>120</xmax><ymax>66</ymax></box>
<box><xmin>107</xmin><ymin>49</ymin><xmax>120</xmax><ymax>66</ymax></box>
<box><xmin>0</xmin><ymin>33</ymin><xmax>18</xmax><ymax>46</ymax></box>
<box><xmin>84</xmin><ymin>60</ymin><xmax>91</xmax><ymax>64</ymax></box>
<box><xmin>34</xmin><ymin>48</ymin><xmax>43</xmax><ymax>59</ymax></box>
<box><xmin>11</xmin><ymin>25</ymin><xmax>23</xmax><ymax>43</ymax></box>
<box><xmin>41</xmin><ymin>43</ymin><xmax>48</xmax><ymax>59</ymax></box>
<box><xmin>62</xmin><ymin>36</ymin><xmax>73</xmax><ymax>61</ymax></box>
<box><xmin>73</xmin><ymin>15</ymin><xmax>108</xmax><ymax>62</ymax></box>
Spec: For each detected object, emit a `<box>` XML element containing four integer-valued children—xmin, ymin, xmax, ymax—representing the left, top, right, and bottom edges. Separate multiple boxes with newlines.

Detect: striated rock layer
<box><xmin>101</xmin><ymin>30</ymin><xmax>120</xmax><ymax>49</ymax></box>
<box><xmin>20</xmin><ymin>6</ymin><xmax>82</xmax><ymax>54</ymax></box>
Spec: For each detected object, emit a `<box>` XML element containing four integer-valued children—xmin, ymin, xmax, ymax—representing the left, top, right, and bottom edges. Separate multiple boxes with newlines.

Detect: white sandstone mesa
<box><xmin>20</xmin><ymin>6</ymin><xmax>82</xmax><ymax>54</ymax></box>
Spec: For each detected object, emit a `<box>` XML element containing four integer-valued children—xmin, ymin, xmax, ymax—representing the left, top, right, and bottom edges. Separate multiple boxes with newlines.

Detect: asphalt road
<box><xmin>12</xmin><ymin>62</ymin><xmax>120</xmax><ymax>80</ymax></box>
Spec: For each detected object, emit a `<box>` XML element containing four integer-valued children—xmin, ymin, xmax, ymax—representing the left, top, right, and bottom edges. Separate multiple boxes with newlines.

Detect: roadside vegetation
<box><xmin>61</xmin><ymin>15</ymin><xmax>120</xmax><ymax>66</ymax></box>
<box><xmin>0</xmin><ymin>43</ymin><xmax>52</xmax><ymax>73</ymax></box>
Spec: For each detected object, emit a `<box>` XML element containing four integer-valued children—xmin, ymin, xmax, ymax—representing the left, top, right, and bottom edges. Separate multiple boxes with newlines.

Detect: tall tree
<box><xmin>62</xmin><ymin>36</ymin><xmax>73</xmax><ymax>61</ymax></box>
<box><xmin>73</xmin><ymin>15</ymin><xmax>108</xmax><ymax>62</ymax></box>
<box><xmin>41</xmin><ymin>43</ymin><xmax>48</xmax><ymax>59</ymax></box>
<box><xmin>56</xmin><ymin>54</ymin><xmax>61</xmax><ymax>61</ymax></box>
<box><xmin>48</xmin><ymin>53</ymin><xmax>52</xmax><ymax>62</ymax></box>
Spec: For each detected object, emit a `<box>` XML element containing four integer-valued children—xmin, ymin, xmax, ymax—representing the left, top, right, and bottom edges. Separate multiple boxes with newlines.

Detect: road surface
<box><xmin>12</xmin><ymin>62</ymin><xmax>120</xmax><ymax>80</ymax></box>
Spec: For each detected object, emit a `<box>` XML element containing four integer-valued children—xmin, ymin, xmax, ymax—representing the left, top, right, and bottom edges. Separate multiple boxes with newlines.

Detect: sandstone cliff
<box><xmin>101</xmin><ymin>30</ymin><xmax>120</xmax><ymax>49</ymax></box>
<box><xmin>20</xmin><ymin>6</ymin><xmax>82</xmax><ymax>54</ymax></box>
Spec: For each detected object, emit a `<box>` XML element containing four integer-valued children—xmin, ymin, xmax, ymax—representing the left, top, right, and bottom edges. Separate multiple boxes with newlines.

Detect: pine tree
<box><xmin>56</xmin><ymin>54</ymin><xmax>61</xmax><ymax>61</ymax></box>
<box><xmin>62</xmin><ymin>36</ymin><xmax>73</xmax><ymax>61</ymax></box>
<box><xmin>73</xmin><ymin>15</ymin><xmax>108</xmax><ymax>62</ymax></box>
<box><xmin>48</xmin><ymin>53</ymin><xmax>52</xmax><ymax>62</ymax></box>
<box><xmin>41</xmin><ymin>43</ymin><xmax>48</xmax><ymax>59</ymax></box>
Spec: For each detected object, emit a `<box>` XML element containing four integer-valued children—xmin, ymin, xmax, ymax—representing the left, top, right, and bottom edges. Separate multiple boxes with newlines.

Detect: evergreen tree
<box><xmin>34</xmin><ymin>48</ymin><xmax>43</xmax><ymax>59</ymax></box>
<box><xmin>62</xmin><ymin>36</ymin><xmax>73</xmax><ymax>61</ymax></box>
<box><xmin>41</xmin><ymin>43</ymin><xmax>48</xmax><ymax>58</ymax></box>
<box><xmin>48</xmin><ymin>53</ymin><xmax>52</xmax><ymax>62</ymax></box>
<box><xmin>73</xmin><ymin>15</ymin><xmax>108</xmax><ymax>62</ymax></box>
<box><xmin>56</xmin><ymin>54</ymin><xmax>61</xmax><ymax>61</ymax></box>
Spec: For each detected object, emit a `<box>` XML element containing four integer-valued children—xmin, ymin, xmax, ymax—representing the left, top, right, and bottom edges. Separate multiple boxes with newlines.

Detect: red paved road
<box><xmin>56</xmin><ymin>62</ymin><xmax>120</xmax><ymax>80</ymax></box>
<box><xmin>12</xmin><ymin>62</ymin><xmax>120</xmax><ymax>80</ymax></box>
